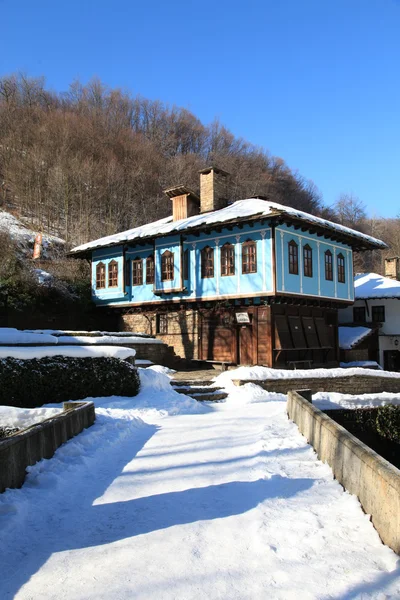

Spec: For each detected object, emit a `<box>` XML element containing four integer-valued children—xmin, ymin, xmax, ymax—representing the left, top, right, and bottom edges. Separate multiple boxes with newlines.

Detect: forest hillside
<box><xmin>0</xmin><ymin>73</ymin><xmax>398</xmax><ymax>275</ymax></box>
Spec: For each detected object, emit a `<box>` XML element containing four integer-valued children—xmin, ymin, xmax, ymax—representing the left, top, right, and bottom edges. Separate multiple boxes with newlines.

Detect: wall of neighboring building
<box><xmin>339</xmin><ymin>298</ymin><xmax>400</xmax><ymax>368</ymax></box>
<box><xmin>275</xmin><ymin>224</ymin><xmax>353</xmax><ymax>302</ymax></box>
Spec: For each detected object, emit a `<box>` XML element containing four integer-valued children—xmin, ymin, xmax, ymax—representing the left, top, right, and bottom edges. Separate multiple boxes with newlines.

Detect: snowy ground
<box><xmin>0</xmin><ymin>368</ymin><xmax>399</xmax><ymax>599</ymax></box>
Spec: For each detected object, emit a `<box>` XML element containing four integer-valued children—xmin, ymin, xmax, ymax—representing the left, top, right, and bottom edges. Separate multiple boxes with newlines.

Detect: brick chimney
<box><xmin>384</xmin><ymin>257</ymin><xmax>400</xmax><ymax>280</ymax></box>
<box><xmin>164</xmin><ymin>185</ymin><xmax>200</xmax><ymax>222</ymax></box>
<box><xmin>199</xmin><ymin>166</ymin><xmax>230</xmax><ymax>213</ymax></box>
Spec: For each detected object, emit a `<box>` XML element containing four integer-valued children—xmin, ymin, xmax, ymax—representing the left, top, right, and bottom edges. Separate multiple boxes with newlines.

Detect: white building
<box><xmin>339</xmin><ymin>269</ymin><xmax>400</xmax><ymax>371</ymax></box>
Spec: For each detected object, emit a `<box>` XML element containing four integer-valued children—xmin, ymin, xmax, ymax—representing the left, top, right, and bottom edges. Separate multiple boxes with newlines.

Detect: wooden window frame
<box><xmin>288</xmin><ymin>240</ymin><xmax>298</xmax><ymax>275</ymax></box>
<box><xmin>96</xmin><ymin>262</ymin><xmax>106</xmax><ymax>289</ymax></box>
<box><xmin>372</xmin><ymin>305</ymin><xmax>385</xmax><ymax>323</ymax></box>
<box><xmin>156</xmin><ymin>313</ymin><xmax>168</xmax><ymax>334</ymax></box>
<box><xmin>242</xmin><ymin>240</ymin><xmax>257</xmax><ymax>274</ymax></box>
<box><xmin>161</xmin><ymin>250</ymin><xmax>174</xmax><ymax>282</ymax></box>
<box><xmin>325</xmin><ymin>250</ymin><xmax>333</xmax><ymax>281</ymax></box>
<box><xmin>221</xmin><ymin>243</ymin><xmax>235</xmax><ymax>276</ymax></box>
<box><xmin>108</xmin><ymin>260</ymin><xmax>118</xmax><ymax>288</ymax></box>
<box><xmin>337</xmin><ymin>253</ymin><xmax>345</xmax><ymax>283</ymax></box>
<box><xmin>353</xmin><ymin>306</ymin><xmax>366</xmax><ymax>323</ymax></box>
<box><xmin>303</xmin><ymin>244</ymin><xmax>313</xmax><ymax>278</ymax></box>
<box><xmin>201</xmin><ymin>246</ymin><xmax>214</xmax><ymax>278</ymax></box>
<box><xmin>132</xmin><ymin>257</ymin><xmax>143</xmax><ymax>286</ymax></box>
<box><xmin>146</xmin><ymin>255</ymin><xmax>155</xmax><ymax>285</ymax></box>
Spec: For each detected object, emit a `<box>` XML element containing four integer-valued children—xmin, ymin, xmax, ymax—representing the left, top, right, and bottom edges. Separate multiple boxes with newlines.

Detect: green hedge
<box><xmin>0</xmin><ymin>356</ymin><xmax>140</xmax><ymax>408</ymax></box>
<box><xmin>325</xmin><ymin>405</ymin><xmax>400</xmax><ymax>469</ymax></box>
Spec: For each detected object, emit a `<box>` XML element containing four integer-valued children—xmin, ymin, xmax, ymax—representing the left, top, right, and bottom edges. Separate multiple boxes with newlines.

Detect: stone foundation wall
<box><xmin>287</xmin><ymin>390</ymin><xmax>400</xmax><ymax>554</ymax></box>
<box><xmin>233</xmin><ymin>374</ymin><xmax>400</xmax><ymax>394</ymax></box>
<box><xmin>0</xmin><ymin>401</ymin><xmax>95</xmax><ymax>493</ymax></box>
<box><xmin>121</xmin><ymin>309</ymin><xmax>200</xmax><ymax>360</ymax></box>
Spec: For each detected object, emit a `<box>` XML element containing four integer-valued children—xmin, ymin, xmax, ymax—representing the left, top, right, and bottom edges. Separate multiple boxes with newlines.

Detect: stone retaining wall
<box><xmin>121</xmin><ymin>310</ymin><xmax>199</xmax><ymax>360</ymax></box>
<box><xmin>232</xmin><ymin>374</ymin><xmax>400</xmax><ymax>394</ymax></box>
<box><xmin>287</xmin><ymin>390</ymin><xmax>400</xmax><ymax>554</ymax></box>
<box><xmin>0</xmin><ymin>401</ymin><xmax>95</xmax><ymax>493</ymax></box>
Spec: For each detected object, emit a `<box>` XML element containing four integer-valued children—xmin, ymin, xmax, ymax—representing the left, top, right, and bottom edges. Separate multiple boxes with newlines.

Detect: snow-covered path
<box><xmin>0</xmin><ymin>375</ymin><xmax>399</xmax><ymax>599</ymax></box>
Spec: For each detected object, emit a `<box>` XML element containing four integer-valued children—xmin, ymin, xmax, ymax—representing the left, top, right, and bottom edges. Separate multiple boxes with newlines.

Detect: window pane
<box><xmin>288</xmin><ymin>242</ymin><xmax>298</xmax><ymax>275</ymax></box>
<box><xmin>337</xmin><ymin>254</ymin><xmax>345</xmax><ymax>283</ymax></box>
<box><xmin>146</xmin><ymin>256</ymin><xmax>154</xmax><ymax>284</ymax></box>
<box><xmin>221</xmin><ymin>244</ymin><xmax>235</xmax><ymax>276</ymax></box>
<box><xmin>372</xmin><ymin>305</ymin><xmax>385</xmax><ymax>322</ymax></box>
<box><xmin>108</xmin><ymin>261</ymin><xmax>118</xmax><ymax>287</ymax></box>
<box><xmin>303</xmin><ymin>245</ymin><xmax>312</xmax><ymax>277</ymax></box>
<box><xmin>353</xmin><ymin>306</ymin><xmax>366</xmax><ymax>322</ymax></box>
<box><xmin>132</xmin><ymin>259</ymin><xmax>143</xmax><ymax>286</ymax></box>
<box><xmin>161</xmin><ymin>252</ymin><xmax>174</xmax><ymax>281</ymax></box>
<box><xmin>325</xmin><ymin>251</ymin><xmax>333</xmax><ymax>281</ymax></box>
<box><xmin>242</xmin><ymin>242</ymin><xmax>257</xmax><ymax>274</ymax></box>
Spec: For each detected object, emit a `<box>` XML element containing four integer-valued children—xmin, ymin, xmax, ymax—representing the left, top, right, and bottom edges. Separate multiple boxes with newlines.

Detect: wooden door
<box><xmin>200</xmin><ymin>314</ymin><xmax>235</xmax><ymax>363</ymax></box>
<box><xmin>238</xmin><ymin>325</ymin><xmax>253</xmax><ymax>365</ymax></box>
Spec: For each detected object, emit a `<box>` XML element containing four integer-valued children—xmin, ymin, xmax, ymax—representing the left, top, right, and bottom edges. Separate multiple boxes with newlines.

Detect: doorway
<box><xmin>238</xmin><ymin>325</ymin><xmax>253</xmax><ymax>365</ymax></box>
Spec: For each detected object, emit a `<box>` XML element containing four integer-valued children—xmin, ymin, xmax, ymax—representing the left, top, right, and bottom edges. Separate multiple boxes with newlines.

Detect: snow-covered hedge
<box><xmin>0</xmin><ymin>356</ymin><xmax>140</xmax><ymax>408</ymax></box>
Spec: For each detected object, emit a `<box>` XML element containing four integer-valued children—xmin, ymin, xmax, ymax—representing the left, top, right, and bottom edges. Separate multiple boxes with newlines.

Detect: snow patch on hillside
<box><xmin>0</xmin><ymin>210</ymin><xmax>65</xmax><ymax>258</ymax></box>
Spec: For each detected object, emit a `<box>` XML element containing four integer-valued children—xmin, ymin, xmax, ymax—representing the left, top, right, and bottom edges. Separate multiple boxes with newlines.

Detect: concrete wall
<box><xmin>0</xmin><ymin>401</ymin><xmax>95</xmax><ymax>493</ymax></box>
<box><xmin>286</xmin><ymin>390</ymin><xmax>400</xmax><ymax>554</ymax></box>
<box><xmin>232</xmin><ymin>373</ymin><xmax>400</xmax><ymax>394</ymax></box>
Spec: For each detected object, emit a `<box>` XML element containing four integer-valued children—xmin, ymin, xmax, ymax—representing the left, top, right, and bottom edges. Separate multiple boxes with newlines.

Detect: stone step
<box><xmin>190</xmin><ymin>392</ymin><xmax>228</xmax><ymax>402</ymax></box>
<box><xmin>174</xmin><ymin>386</ymin><xmax>221</xmax><ymax>395</ymax></box>
<box><xmin>171</xmin><ymin>380</ymin><xmax>215</xmax><ymax>387</ymax></box>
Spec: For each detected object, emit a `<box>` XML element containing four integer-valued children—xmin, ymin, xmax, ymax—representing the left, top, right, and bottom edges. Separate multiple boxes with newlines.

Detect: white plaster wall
<box><xmin>338</xmin><ymin>298</ymin><xmax>400</xmax><ymax>367</ymax></box>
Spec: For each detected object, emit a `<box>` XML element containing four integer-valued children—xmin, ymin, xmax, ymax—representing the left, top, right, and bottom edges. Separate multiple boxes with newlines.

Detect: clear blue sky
<box><xmin>2</xmin><ymin>0</ymin><xmax>400</xmax><ymax>218</ymax></box>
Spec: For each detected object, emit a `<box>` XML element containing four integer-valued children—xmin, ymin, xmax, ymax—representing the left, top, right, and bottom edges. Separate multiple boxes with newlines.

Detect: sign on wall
<box><xmin>235</xmin><ymin>312</ymin><xmax>250</xmax><ymax>324</ymax></box>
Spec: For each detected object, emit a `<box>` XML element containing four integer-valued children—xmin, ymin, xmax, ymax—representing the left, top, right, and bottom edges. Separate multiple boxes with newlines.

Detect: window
<box><xmin>96</xmin><ymin>262</ymin><xmax>106</xmax><ymax>289</ymax></box>
<box><xmin>303</xmin><ymin>244</ymin><xmax>313</xmax><ymax>277</ymax></box>
<box><xmin>201</xmin><ymin>246</ymin><xmax>214</xmax><ymax>278</ymax></box>
<box><xmin>325</xmin><ymin>250</ymin><xmax>333</xmax><ymax>281</ymax></box>
<box><xmin>108</xmin><ymin>260</ymin><xmax>118</xmax><ymax>287</ymax></box>
<box><xmin>132</xmin><ymin>258</ymin><xmax>143</xmax><ymax>286</ymax></box>
<box><xmin>161</xmin><ymin>250</ymin><xmax>174</xmax><ymax>281</ymax></box>
<box><xmin>146</xmin><ymin>255</ymin><xmax>154</xmax><ymax>284</ymax></box>
<box><xmin>221</xmin><ymin>243</ymin><xmax>235</xmax><ymax>276</ymax></box>
<box><xmin>288</xmin><ymin>240</ymin><xmax>298</xmax><ymax>275</ymax></box>
<box><xmin>372</xmin><ymin>305</ymin><xmax>385</xmax><ymax>323</ymax></box>
<box><xmin>242</xmin><ymin>240</ymin><xmax>257</xmax><ymax>274</ymax></box>
<box><xmin>183</xmin><ymin>249</ymin><xmax>189</xmax><ymax>281</ymax></box>
<box><xmin>337</xmin><ymin>253</ymin><xmax>345</xmax><ymax>283</ymax></box>
<box><xmin>156</xmin><ymin>313</ymin><xmax>168</xmax><ymax>334</ymax></box>
<box><xmin>353</xmin><ymin>306</ymin><xmax>366</xmax><ymax>323</ymax></box>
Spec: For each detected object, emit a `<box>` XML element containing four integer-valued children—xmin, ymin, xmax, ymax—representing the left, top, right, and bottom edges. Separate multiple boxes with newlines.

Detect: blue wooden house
<box><xmin>70</xmin><ymin>167</ymin><xmax>385</xmax><ymax>367</ymax></box>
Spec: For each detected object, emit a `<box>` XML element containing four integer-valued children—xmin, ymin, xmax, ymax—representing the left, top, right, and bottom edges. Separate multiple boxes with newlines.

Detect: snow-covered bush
<box><xmin>0</xmin><ymin>356</ymin><xmax>140</xmax><ymax>408</ymax></box>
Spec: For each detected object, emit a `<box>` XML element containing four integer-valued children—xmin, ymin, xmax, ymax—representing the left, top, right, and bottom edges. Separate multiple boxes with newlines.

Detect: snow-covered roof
<box><xmin>338</xmin><ymin>326</ymin><xmax>374</xmax><ymax>350</ymax></box>
<box><xmin>70</xmin><ymin>198</ymin><xmax>386</xmax><ymax>255</ymax></box>
<box><xmin>354</xmin><ymin>272</ymin><xmax>400</xmax><ymax>299</ymax></box>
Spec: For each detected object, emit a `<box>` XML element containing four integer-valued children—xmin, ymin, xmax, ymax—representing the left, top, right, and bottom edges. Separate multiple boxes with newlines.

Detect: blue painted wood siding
<box><xmin>275</xmin><ymin>224</ymin><xmax>353</xmax><ymax>301</ymax></box>
<box><xmin>91</xmin><ymin>223</ymin><xmax>273</xmax><ymax>305</ymax></box>
<box><xmin>90</xmin><ymin>221</ymin><xmax>353</xmax><ymax>305</ymax></box>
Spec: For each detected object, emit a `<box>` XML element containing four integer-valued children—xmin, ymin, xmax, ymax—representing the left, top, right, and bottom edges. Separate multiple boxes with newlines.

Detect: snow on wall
<box><xmin>0</xmin><ymin>345</ymin><xmax>136</xmax><ymax>360</ymax></box>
